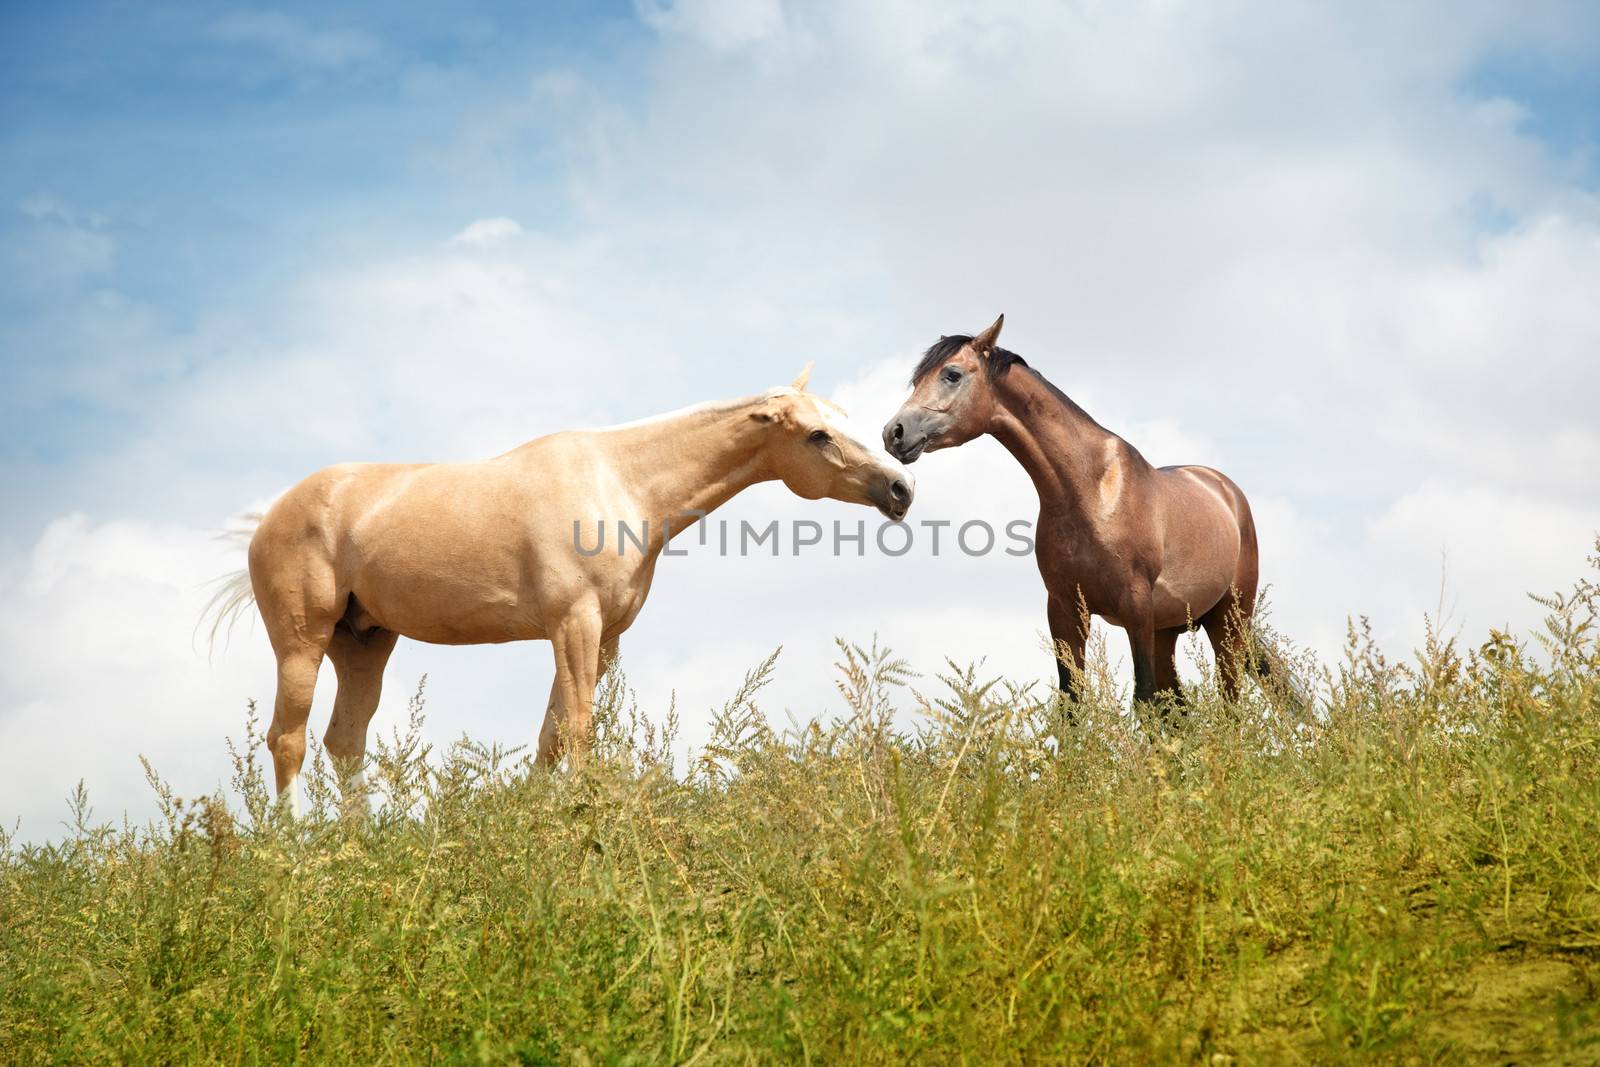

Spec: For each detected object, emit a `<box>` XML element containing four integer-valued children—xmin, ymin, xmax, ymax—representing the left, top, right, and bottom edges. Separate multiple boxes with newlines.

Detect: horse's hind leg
<box><xmin>1201</xmin><ymin>587</ymin><xmax>1255</xmax><ymax>702</ymax></box>
<box><xmin>1153</xmin><ymin>626</ymin><xmax>1185</xmax><ymax>714</ymax></box>
<box><xmin>253</xmin><ymin>558</ymin><xmax>341</xmax><ymax>816</ymax></box>
<box><xmin>324</xmin><ymin>626</ymin><xmax>399</xmax><ymax>808</ymax></box>
<box><xmin>1208</xmin><ymin>496</ymin><xmax>1263</xmax><ymax>703</ymax></box>
<box><xmin>265</xmin><ymin>646</ymin><xmax>333</xmax><ymax>816</ymax></box>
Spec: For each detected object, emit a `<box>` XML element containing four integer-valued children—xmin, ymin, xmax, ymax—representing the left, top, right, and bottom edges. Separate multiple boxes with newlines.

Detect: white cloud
<box><xmin>1369</xmin><ymin>484</ymin><xmax>1600</xmax><ymax>637</ymax></box>
<box><xmin>0</xmin><ymin>516</ymin><xmax>276</xmax><ymax>837</ymax></box>
<box><xmin>637</xmin><ymin>0</ymin><xmax>786</xmax><ymax>52</ymax></box>
<box><xmin>18</xmin><ymin>195</ymin><xmax>108</xmax><ymax>229</ymax></box>
<box><xmin>210</xmin><ymin>10</ymin><xmax>380</xmax><ymax>70</ymax></box>
<box><xmin>5</xmin><ymin>199</ymin><xmax>116</xmax><ymax>291</ymax></box>
<box><xmin>449</xmin><ymin>217</ymin><xmax>526</xmax><ymax>247</ymax></box>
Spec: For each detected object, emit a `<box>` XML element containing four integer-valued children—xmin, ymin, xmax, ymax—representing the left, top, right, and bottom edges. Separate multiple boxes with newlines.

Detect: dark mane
<box><xmin>912</xmin><ymin>332</ymin><xmax>1108</xmax><ymax>433</ymax></box>
<box><xmin>909</xmin><ymin>334</ymin><xmax>1027</xmax><ymax>385</ymax></box>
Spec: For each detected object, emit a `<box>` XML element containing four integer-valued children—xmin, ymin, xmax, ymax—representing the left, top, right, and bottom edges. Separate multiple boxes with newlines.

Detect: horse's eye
<box><xmin>809</xmin><ymin>429</ymin><xmax>831</xmax><ymax>444</ymax></box>
<box><xmin>943</xmin><ymin>367</ymin><xmax>963</xmax><ymax>384</ymax></box>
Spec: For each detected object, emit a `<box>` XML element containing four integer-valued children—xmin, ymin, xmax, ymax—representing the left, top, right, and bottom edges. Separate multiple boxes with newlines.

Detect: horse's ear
<box><xmin>971</xmin><ymin>314</ymin><xmax>1005</xmax><ymax>357</ymax></box>
<box><xmin>790</xmin><ymin>362</ymin><xmax>814</xmax><ymax>391</ymax></box>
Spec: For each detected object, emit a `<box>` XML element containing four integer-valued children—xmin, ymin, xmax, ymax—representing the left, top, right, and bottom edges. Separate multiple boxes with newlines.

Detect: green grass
<box><xmin>4</xmin><ymin>554</ymin><xmax>1600</xmax><ymax>1064</ymax></box>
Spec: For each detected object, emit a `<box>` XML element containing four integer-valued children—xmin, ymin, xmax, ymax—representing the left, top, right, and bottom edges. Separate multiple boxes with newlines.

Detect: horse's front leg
<box><xmin>535</xmin><ymin>604</ymin><xmax>605</xmax><ymax>768</ymax></box>
<box><xmin>1046</xmin><ymin>590</ymin><xmax>1089</xmax><ymax>708</ymax></box>
<box><xmin>1124</xmin><ymin>588</ymin><xmax>1159</xmax><ymax>708</ymax></box>
<box><xmin>535</xmin><ymin>674</ymin><xmax>564</xmax><ymax>768</ymax></box>
<box><xmin>537</xmin><ymin>634</ymin><xmax>620</xmax><ymax>762</ymax></box>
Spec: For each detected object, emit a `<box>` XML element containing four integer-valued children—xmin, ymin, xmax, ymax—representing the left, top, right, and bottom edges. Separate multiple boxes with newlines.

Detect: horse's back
<box><xmin>252</xmin><ymin>458</ymin><xmax>544</xmax><ymax>643</ymax></box>
<box><xmin>252</xmin><ymin>460</ymin><xmax>506</xmax><ymax>586</ymax></box>
<box><xmin>1156</xmin><ymin>464</ymin><xmax>1252</xmax><ymax>525</ymax></box>
<box><xmin>252</xmin><ymin>462</ymin><xmax>426</xmax><ymax>557</ymax></box>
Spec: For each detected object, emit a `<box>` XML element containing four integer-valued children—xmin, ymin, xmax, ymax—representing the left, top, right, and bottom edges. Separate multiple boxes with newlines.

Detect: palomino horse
<box><xmin>213</xmin><ymin>367</ymin><xmax>912</xmax><ymax>813</ymax></box>
<box><xmin>883</xmin><ymin>315</ymin><xmax>1265</xmax><ymax>710</ymax></box>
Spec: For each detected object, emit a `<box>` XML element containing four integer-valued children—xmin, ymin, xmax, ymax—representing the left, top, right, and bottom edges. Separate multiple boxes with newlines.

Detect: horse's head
<box><xmin>754</xmin><ymin>365</ymin><xmax>914</xmax><ymax>521</ymax></box>
<box><xmin>882</xmin><ymin>314</ymin><xmax>1009</xmax><ymax>463</ymax></box>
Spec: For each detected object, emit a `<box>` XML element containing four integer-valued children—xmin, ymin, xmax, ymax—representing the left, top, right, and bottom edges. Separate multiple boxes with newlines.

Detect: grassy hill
<box><xmin>3</xmin><ymin>553</ymin><xmax>1598</xmax><ymax>1063</ymax></box>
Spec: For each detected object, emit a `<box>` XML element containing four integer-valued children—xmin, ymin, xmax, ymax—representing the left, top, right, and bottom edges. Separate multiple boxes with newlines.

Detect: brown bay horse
<box><xmin>883</xmin><ymin>315</ymin><xmax>1267</xmax><ymax>710</ymax></box>
<box><xmin>211</xmin><ymin>367</ymin><xmax>913</xmax><ymax>813</ymax></box>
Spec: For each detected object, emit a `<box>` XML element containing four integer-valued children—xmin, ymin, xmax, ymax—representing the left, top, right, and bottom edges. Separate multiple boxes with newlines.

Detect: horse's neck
<box><xmin>988</xmin><ymin>369</ymin><xmax>1120</xmax><ymax>514</ymax></box>
<box><xmin>602</xmin><ymin>400</ymin><xmax>772</xmax><ymax>535</ymax></box>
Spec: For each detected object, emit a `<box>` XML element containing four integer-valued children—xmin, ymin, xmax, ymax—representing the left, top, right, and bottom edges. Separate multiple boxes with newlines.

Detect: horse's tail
<box><xmin>1244</xmin><ymin>625</ymin><xmax>1313</xmax><ymax>713</ymax></box>
<box><xmin>198</xmin><ymin>512</ymin><xmax>264</xmax><ymax>658</ymax></box>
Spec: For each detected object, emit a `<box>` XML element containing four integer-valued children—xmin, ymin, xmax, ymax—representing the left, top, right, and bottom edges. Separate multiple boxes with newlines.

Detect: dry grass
<box><xmin>3</xmin><ymin>550</ymin><xmax>1599</xmax><ymax>1063</ymax></box>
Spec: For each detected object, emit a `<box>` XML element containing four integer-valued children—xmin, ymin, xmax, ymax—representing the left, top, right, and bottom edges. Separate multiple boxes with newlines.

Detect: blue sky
<box><xmin>2</xmin><ymin>1</ymin><xmax>1599</xmax><ymax>839</ymax></box>
<box><xmin>2</xmin><ymin>4</ymin><xmax>640</xmax><ymax>493</ymax></box>
<box><xmin>1466</xmin><ymin>44</ymin><xmax>1600</xmax><ymax>168</ymax></box>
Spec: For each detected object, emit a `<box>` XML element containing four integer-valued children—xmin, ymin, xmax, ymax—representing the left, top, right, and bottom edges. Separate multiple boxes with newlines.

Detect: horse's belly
<box><xmin>326</xmin><ymin>455</ymin><xmax>658</xmax><ymax>645</ymax></box>
<box><xmin>1151</xmin><ymin>570</ymin><xmax>1232</xmax><ymax>629</ymax></box>
<box><xmin>354</xmin><ymin>569</ymin><xmax>544</xmax><ymax>645</ymax></box>
<box><xmin>343</xmin><ymin>531</ymin><xmax>544</xmax><ymax>645</ymax></box>
<box><xmin>343</xmin><ymin>530</ymin><xmax>651</xmax><ymax>646</ymax></box>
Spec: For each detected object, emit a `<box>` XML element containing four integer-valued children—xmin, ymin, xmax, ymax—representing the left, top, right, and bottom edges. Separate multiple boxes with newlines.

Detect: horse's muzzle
<box><xmin>870</xmin><ymin>472</ymin><xmax>914</xmax><ymax>521</ymax></box>
<box><xmin>883</xmin><ymin>417</ymin><xmax>933</xmax><ymax>464</ymax></box>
